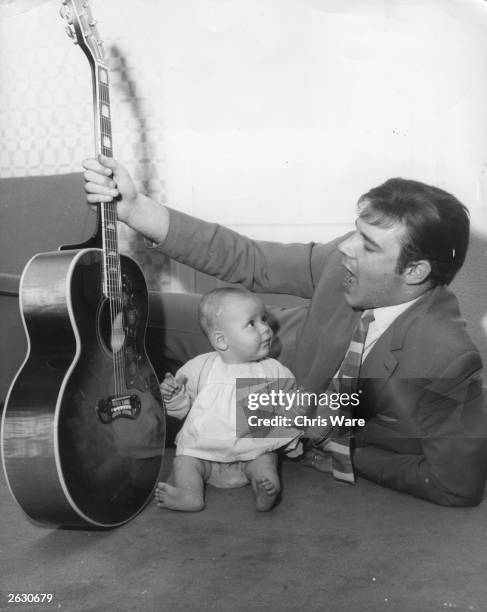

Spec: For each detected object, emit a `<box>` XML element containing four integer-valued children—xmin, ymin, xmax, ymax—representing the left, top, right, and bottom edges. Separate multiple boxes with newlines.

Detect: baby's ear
<box><xmin>212</xmin><ymin>330</ymin><xmax>228</xmax><ymax>351</ymax></box>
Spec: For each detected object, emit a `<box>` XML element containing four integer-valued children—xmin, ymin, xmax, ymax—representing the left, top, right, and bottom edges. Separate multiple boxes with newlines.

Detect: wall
<box><xmin>1</xmin><ymin>0</ymin><xmax>486</xmax><ymax>358</ymax></box>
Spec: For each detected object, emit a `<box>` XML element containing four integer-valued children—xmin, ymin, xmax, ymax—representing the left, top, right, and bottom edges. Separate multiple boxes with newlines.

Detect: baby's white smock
<box><xmin>166</xmin><ymin>353</ymin><xmax>300</xmax><ymax>462</ymax></box>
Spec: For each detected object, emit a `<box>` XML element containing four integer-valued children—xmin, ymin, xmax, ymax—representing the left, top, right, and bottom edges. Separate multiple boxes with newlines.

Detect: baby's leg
<box><xmin>155</xmin><ymin>455</ymin><xmax>209</xmax><ymax>511</ymax></box>
<box><xmin>244</xmin><ymin>452</ymin><xmax>280</xmax><ymax>512</ymax></box>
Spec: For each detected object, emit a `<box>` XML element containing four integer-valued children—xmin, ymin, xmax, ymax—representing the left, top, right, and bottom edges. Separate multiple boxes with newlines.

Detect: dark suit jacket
<box><xmin>160</xmin><ymin>208</ymin><xmax>487</xmax><ymax>506</ymax></box>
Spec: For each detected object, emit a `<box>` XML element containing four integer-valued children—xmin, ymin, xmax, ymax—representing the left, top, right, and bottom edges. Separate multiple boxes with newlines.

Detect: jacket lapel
<box><xmin>360</xmin><ymin>288</ymin><xmax>441</xmax><ymax>389</ymax></box>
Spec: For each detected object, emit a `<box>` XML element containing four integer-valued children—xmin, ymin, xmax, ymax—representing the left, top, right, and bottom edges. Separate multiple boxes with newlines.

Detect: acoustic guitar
<box><xmin>1</xmin><ymin>0</ymin><xmax>165</xmax><ymax>528</ymax></box>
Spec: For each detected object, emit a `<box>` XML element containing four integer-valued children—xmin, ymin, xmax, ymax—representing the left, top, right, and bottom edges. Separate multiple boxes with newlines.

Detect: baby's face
<box><xmin>217</xmin><ymin>294</ymin><xmax>273</xmax><ymax>363</ymax></box>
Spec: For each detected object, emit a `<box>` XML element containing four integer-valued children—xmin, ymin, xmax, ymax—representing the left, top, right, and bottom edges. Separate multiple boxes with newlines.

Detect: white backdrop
<box><xmin>1</xmin><ymin>0</ymin><xmax>487</xmax><ymax>295</ymax></box>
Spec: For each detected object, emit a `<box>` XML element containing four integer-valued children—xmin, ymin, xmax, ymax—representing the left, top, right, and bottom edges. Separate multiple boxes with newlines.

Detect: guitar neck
<box><xmin>60</xmin><ymin>0</ymin><xmax>122</xmax><ymax>300</ymax></box>
<box><xmin>93</xmin><ymin>62</ymin><xmax>121</xmax><ymax>300</ymax></box>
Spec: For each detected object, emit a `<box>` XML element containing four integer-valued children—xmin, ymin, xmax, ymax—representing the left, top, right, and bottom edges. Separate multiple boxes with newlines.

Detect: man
<box><xmin>83</xmin><ymin>154</ymin><xmax>487</xmax><ymax>506</ymax></box>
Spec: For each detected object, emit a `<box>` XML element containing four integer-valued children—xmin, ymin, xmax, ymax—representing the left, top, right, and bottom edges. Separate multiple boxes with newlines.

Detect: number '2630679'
<box><xmin>8</xmin><ymin>593</ymin><xmax>54</xmax><ymax>604</ymax></box>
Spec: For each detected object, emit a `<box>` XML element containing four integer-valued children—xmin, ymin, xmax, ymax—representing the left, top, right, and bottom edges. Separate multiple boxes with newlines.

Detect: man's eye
<box><xmin>364</xmin><ymin>243</ymin><xmax>374</xmax><ymax>252</ymax></box>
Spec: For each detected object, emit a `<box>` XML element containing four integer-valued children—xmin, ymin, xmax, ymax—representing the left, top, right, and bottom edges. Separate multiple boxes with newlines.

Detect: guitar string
<box><xmin>99</xmin><ymin>71</ymin><xmax>126</xmax><ymax>398</ymax></box>
<box><xmin>99</xmin><ymin>74</ymin><xmax>117</xmax><ymax>396</ymax></box>
<box><xmin>102</xmin><ymin>75</ymin><xmax>123</xmax><ymax>397</ymax></box>
<box><xmin>109</xmin><ymin>202</ymin><xmax>125</xmax><ymax>396</ymax></box>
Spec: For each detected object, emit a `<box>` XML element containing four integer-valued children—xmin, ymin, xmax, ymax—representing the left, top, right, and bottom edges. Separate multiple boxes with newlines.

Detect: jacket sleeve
<box><xmin>354</xmin><ymin>352</ymin><xmax>487</xmax><ymax>506</ymax></box>
<box><xmin>159</xmin><ymin>208</ymin><xmax>344</xmax><ymax>298</ymax></box>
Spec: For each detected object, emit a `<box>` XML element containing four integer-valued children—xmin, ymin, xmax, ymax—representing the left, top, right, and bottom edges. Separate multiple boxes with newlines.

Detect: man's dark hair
<box><xmin>357</xmin><ymin>178</ymin><xmax>470</xmax><ymax>286</ymax></box>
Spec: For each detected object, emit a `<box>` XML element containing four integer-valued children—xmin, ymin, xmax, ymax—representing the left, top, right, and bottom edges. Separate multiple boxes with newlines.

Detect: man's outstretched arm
<box><xmin>83</xmin><ymin>154</ymin><xmax>341</xmax><ymax>297</ymax></box>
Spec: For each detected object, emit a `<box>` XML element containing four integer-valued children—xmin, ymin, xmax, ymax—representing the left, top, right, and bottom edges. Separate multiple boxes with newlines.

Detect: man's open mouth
<box><xmin>343</xmin><ymin>266</ymin><xmax>356</xmax><ymax>289</ymax></box>
<box><xmin>344</xmin><ymin>272</ymin><xmax>354</xmax><ymax>288</ymax></box>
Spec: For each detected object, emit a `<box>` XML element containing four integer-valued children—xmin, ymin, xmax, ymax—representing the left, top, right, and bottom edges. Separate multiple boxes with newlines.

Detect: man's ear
<box><xmin>212</xmin><ymin>330</ymin><xmax>228</xmax><ymax>351</ymax></box>
<box><xmin>403</xmin><ymin>259</ymin><xmax>432</xmax><ymax>285</ymax></box>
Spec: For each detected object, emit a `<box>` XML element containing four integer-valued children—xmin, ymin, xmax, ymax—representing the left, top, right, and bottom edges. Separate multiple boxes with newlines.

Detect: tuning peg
<box><xmin>65</xmin><ymin>25</ymin><xmax>78</xmax><ymax>43</ymax></box>
<box><xmin>59</xmin><ymin>5</ymin><xmax>73</xmax><ymax>24</ymax></box>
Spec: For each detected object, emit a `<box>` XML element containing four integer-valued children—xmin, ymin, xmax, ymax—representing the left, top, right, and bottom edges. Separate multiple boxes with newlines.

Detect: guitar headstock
<box><xmin>60</xmin><ymin>0</ymin><xmax>104</xmax><ymax>64</ymax></box>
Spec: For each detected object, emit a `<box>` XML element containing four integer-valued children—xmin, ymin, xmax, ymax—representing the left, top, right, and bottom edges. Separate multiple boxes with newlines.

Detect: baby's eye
<box><xmin>247</xmin><ymin>320</ymin><xmax>255</xmax><ymax>327</ymax></box>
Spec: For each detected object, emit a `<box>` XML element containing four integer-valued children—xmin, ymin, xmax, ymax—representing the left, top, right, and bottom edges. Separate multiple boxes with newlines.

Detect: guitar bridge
<box><xmin>97</xmin><ymin>395</ymin><xmax>141</xmax><ymax>424</ymax></box>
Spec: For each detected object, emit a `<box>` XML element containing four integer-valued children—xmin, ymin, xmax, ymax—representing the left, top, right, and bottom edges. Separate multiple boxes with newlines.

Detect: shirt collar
<box><xmin>370</xmin><ymin>295</ymin><xmax>422</xmax><ymax>329</ymax></box>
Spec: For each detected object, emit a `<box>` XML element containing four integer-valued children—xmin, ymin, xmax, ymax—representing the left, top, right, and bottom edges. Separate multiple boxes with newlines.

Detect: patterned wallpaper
<box><xmin>0</xmin><ymin>0</ymin><xmax>189</xmax><ymax>292</ymax></box>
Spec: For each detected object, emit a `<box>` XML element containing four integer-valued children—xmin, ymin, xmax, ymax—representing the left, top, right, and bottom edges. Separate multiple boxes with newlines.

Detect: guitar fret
<box><xmin>100</xmin><ymin>86</ymin><xmax>110</xmax><ymax>103</ymax></box>
<box><xmin>100</xmin><ymin>119</ymin><xmax>110</xmax><ymax>132</ymax></box>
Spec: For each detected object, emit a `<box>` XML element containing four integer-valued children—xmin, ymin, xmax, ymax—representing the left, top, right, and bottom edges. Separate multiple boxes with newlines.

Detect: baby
<box><xmin>155</xmin><ymin>287</ymin><xmax>302</xmax><ymax>512</ymax></box>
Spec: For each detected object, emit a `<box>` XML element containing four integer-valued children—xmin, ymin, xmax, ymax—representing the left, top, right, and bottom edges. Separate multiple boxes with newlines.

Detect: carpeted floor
<box><xmin>1</xmin><ymin>448</ymin><xmax>485</xmax><ymax>612</ymax></box>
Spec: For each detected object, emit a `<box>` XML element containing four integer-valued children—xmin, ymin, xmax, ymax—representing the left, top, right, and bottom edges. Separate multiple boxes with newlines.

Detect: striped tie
<box><xmin>323</xmin><ymin>309</ymin><xmax>374</xmax><ymax>483</ymax></box>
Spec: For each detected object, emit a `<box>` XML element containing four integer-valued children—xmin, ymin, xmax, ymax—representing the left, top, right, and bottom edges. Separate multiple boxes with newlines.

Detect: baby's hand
<box><xmin>159</xmin><ymin>372</ymin><xmax>186</xmax><ymax>400</ymax></box>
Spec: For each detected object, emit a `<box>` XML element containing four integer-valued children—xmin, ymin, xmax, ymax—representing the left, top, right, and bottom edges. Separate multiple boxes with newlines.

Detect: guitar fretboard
<box><xmin>98</xmin><ymin>66</ymin><xmax>112</xmax><ymax>157</ymax></box>
<box><xmin>95</xmin><ymin>64</ymin><xmax>120</xmax><ymax>300</ymax></box>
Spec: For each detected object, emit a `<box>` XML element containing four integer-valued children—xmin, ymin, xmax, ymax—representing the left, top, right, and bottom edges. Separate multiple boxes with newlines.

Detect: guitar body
<box><xmin>1</xmin><ymin>248</ymin><xmax>165</xmax><ymax>528</ymax></box>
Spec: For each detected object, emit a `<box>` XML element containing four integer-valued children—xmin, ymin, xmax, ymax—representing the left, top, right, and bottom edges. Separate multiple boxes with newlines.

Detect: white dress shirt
<box><xmin>362</xmin><ymin>297</ymin><xmax>422</xmax><ymax>361</ymax></box>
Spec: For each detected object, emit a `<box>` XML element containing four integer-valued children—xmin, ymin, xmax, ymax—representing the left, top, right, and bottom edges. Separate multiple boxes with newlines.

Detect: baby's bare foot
<box><xmin>253</xmin><ymin>476</ymin><xmax>279</xmax><ymax>512</ymax></box>
<box><xmin>155</xmin><ymin>482</ymin><xmax>204</xmax><ymax>512</ymax></box>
